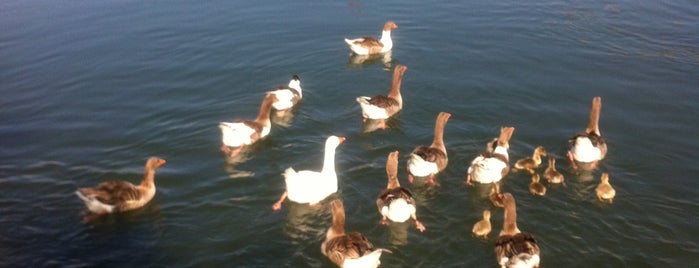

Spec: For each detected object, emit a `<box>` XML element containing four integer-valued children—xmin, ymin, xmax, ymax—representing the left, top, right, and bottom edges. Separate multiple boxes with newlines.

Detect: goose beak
<box><xmin>159</xmin><ymin>159</ymin><xmax>167</xmax><ymax>165</ymax></box>
<box><xmin>338</xmin><ymin>137</ymin><xmax>346</xmax><ymax>143</ymax></box>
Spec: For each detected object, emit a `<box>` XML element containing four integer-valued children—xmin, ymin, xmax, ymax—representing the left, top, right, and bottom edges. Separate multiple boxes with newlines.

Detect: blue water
<box><xmin>1</xmin><ymin>0</ymin><xmax>698</xmax><ymax>267</ymax></box>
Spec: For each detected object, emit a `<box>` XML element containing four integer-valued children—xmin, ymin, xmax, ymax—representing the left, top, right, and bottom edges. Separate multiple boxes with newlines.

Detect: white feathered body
<box><xmin>570</xmin><ymin>137</ymin><xmax>602</xmax><ymax>163</ymax></box>
<box><xmin>284</xmin><ymin>168</ymin><xmax>337</xmax><ymax>205</ymax></box>
<box><xmin>75</xmin><ymin>190</ymin><xmax>117</xmax><ymax>214</ymax></box>
<box><xmin>499</xmin><ymin>253</ymin><xmax>540</xmax><ymax>268</ymax></box>
<box><xmin>270</xmin><ymin>77</ymin><xmax>302</xmax><ymax>111</ymax></box>
<box><xmin>356</xmin><ymin>97</ymin><xmax>391</xmax><ymax>119</ymax></box>
<box><xmin>342</xmin><ymin>249</ymin><xmax>386</xmax><ymax>268</ymax></box>
<box><xmin>270</xmin><ymin>89</ymin><xmax>297</xmax><ymax>110</ymax></box>
<box><xmin>344</xmin><ymin>31</ymin><xmax>393</xmax><ymax>55</ymax></box>
<box><xmin>407</xmin><ymin>153</ymin><xmax>438</xmax><ymax>177</ymax></box>
<box><xmin>468</xmin><ymin>147</ymin><xmax>509</xmax><ymax>184</ymax></box>
<box><xmin>218</xmin><ymin>122</ymin><xmax>269</xmax><ymax>147</ymax></box>
<box><xmin>380</xmin><ymin>198</ymin><xmax>415</xmax><ymax>223</ymax></box>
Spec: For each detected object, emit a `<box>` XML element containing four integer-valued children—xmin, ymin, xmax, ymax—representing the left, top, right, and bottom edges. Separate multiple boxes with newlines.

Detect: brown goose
<box><xmin>76</xmin><ymin>157</ymin><xmax>166</xmax><ymax>216</ymax></box>
<box><xmin>514</xmin><ymin>146</ymin><xmax>547</xmax><ymax>174</ymax></box>
<box><xmin>543</xmin><ymin>156</ymin><xmax>565</xmax><ymax>184</ymax></box>
<box><xmin>472</xmin><ymin>210</ymin><xmax>492</xmax><ymax>238</ymax></box>
<box><xmin>344</xmin><ymin>21</ymin><xmax>398</xmax><ymax>55</ymax></box>
<box><xmin>568</xmin><ymin>96</ymin><xmax>607</xmax><ymax>170</ymax></box>
<box><xmin>376</xmin><ymin>151</ymin><xmax>425</xmax><ymax>232</ymax></box>
<box><xmin>466</xmin><ymin>126</ymin><xmax>515</xmax><ymax>186</ymax></box>
<box><xmin>322</xmin><ymin>200</ymin><xmax>391</xmax><ymax>268</ymax></box>
<box><xmin>357</xmin><ymin>64</ymin><xmax>408</xmax><ymax>121</ymax></box>
<box><xmin>595</xmin><ymin>173</ymin><xmax>616</xmax><ymax>203</ymax></box>
<box><xmin>495</xmin><ymin>193</ymin><xmax>541</xmax><ymax>268</ymax></box>
<box><xmin>219</xmin><ymin>93</ymin><xmax>278</xmax><ymax>157</ymax></box>
<box><xmin>528</xmin><ymin>174</ymin><xmax>546</xmax><ymax>196</ymax></box>
<box><xmin>406</xmin><ymin>112</ymin><xmax>451</xmax><ymax>186</ymax></box>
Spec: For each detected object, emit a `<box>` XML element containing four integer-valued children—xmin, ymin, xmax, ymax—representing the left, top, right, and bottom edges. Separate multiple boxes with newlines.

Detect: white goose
<box><xmin>269</xmin><ymin>75</ymin><xmax>303</xmax><ymax>112</ymax></box>
<box><xmin>345</xmin><ymin>21</ymin><xmax>398</xmax><ymax>55</ymax></box>
<box><xmin>495</xmin><ymin>193</ymin><xmax>541</xmax><ymax>268</ymax></box>
<box><xmin>219</xmin><ymin>93</ymin><xmax>277</xmax><ymax>157</ymax></box>
<box><xmin>357</xmin><ymin>64</ymin><xmax>407</xmax><ymax>120</ymax></box>
<box><xmin>272</xmin><ymin>136</ymin><xmax>345</xmax><ymax>210</ymax></box>
<box><xmin>466</xmin><ymin>126</ymin><xmax>515</xmax><ymax>186</ymax></box>
<box><xmin>376</xmin><ymin>151</ymin><xmax>425</xmax><ymax>232</ymax></box>
<box><xmin>75</xmin><ymin>157</ymin><xmax>166</xmax><ymax>221</ymax></box>
<box><xmin>322</xmin><ymin>200</ymin><xmax>391</xmax><ymax>268</ymax></box>
<box><xmin>568</xmin><ymin>96</ymin><xmax>607</xmax><ymax>170</ymax></box>
<box><xmin>407</xmin><ymin>112</ymin><xmax>451</xmax><ymax>186</ymax></box>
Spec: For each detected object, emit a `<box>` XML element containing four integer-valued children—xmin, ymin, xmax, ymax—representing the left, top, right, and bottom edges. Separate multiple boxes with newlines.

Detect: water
<box><xmin>1</xmin><ymin>0</ymin><xmax>698</xmax><ymax>267</ymax></box>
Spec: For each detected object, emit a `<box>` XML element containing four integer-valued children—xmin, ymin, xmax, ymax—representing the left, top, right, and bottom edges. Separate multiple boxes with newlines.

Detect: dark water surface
<box><xmin>1</xmin><ymin>0</ymin><xmax>698</xmax><ymax>267</ymax></box>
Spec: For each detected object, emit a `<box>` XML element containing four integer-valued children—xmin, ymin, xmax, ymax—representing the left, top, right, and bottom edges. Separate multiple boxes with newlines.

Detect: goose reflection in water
<box><xmin>384</xmin><ymin>220</ymin><xmax>411</xmax><ymax>246</ymax></box>
<box><xmin>282</xmin><ymin>199</ymin><xmax>333</xmax><ymax>243</ymax></box>
<box><xmin>83</xmin><ymin>201</ymin><xmax>163</xmax><ymax>227</ymax></box>
<box><xmin>568</xmin><ymin>170</ymin><xmax>598</xmax><ymax>201</ymax></box>
<box><xmin>222</xmin><ymin>149</ymin><xmax>255</xmax><ymax>178</ymax></box>
<box><xmin>346</xmin><ymin>50</ymin><xmax>394</xmax><ymax>71</ymax></box>
<box><xmin>361</xmin><ymin>116</ymin><xmax>402</xmax><ymax>133</ymax></box>
<box><xmin>271</xmin><ymin>107</ymin><xmax>297</xmax><ymax>127</ymax></box>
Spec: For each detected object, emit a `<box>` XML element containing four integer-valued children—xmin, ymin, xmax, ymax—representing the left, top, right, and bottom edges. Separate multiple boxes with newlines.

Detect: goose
<box><xmin>568</xmin><ymin>96</ymin><xmax>607</xmax><ymax>170</ymax></box>
<box><xmin>489</xmin><ymin>182</ymin><xmax>504</xmax><ymax>208</ymax></box>
<box><xmin>322</xmin><ymin>200</ymin><xmax>391</xmax><ymax>268</ymax></box>
<box><xmin>543</xmin><ymin>156</ymin><xmax>565</xmax><ymax>184</ymax></box>
<box><xmin>376</xmin><ymin>151</ymin><xmax>425</xmax><ymax>232</ymax></box>
<box><xmin>272</xmin><ymin>136</ymin><xmax>345</xmax><ymax>210</ymax></box>
<box><xmin>406</xmin><ymin>112</ymin><xmax>451</xmax><ymax>186</ymax></box>
<box><xmin>466</xmin><ymin>127</ymin><xmax>515</xmax><ymax>186</ymax></box>
<box><xmin>75</xmin><ymin>157</ymin><xmax>166</xmax><ymax>220</ymax></box>
<box><xmin>268</xmin><ymin>75</ymin><xmax>303</xmax><ymax>115</ymax></box>
<box><xmin>514</xmin><ymin>146</ymin><xmax>547</xmax><ymax>174</ymax></box>
<box><xmin>344</xmin><ymin>21</ymin><xmax>398</xmax><ymax>55</ymax></box>
<box><xmin>595</xmin><ymin>172</ymin><xmax>616</xmax><ymax>203</ymax></box>
<box><xmin>528</xmin><ymin>174</ymin><xmax>546</xmax><ymax>196</ymax></box>
<box><xmin>485</xmin><ymin>138</ymin><xmax>499</xmax><ymax>153</ymax></box>
<box><xmin>357</xmin><ymin>64</ymin><xmax>408</xmax><ymax>121</ymax></box>
<box><xmin>219</xmin><ymin>93</ymin><xmax>278</xmax><ymax>157</ymax></box>
<box><xmin>472</xmin><ymin>210</ymin><xmax>492</xmax><ymax>238</ymax></box>
<box><xmin>495</xmin><ymin>193</ymin><xmax>541</xmax><ymax>268</ymax></box>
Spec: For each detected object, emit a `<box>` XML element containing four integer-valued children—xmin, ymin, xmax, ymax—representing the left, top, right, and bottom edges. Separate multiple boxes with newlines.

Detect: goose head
<box><xmin>383</xmin><ymin>21</ymin><xmax>398</xmax><ymax>31</ymax></box>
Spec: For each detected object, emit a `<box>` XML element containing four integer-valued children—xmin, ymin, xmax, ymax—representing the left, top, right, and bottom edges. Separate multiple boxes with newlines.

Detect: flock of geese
<box><xmin>74</xmin><ymin>21</ymin><xmax>617</xmax><ymax>268</ymax></box>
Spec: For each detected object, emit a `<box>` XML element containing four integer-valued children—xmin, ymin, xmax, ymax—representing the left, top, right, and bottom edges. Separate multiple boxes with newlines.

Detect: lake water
<box><xmin>1</xmin><ymin>0</ymin><xmax>698</xmax><ymax>267</ymax></box>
